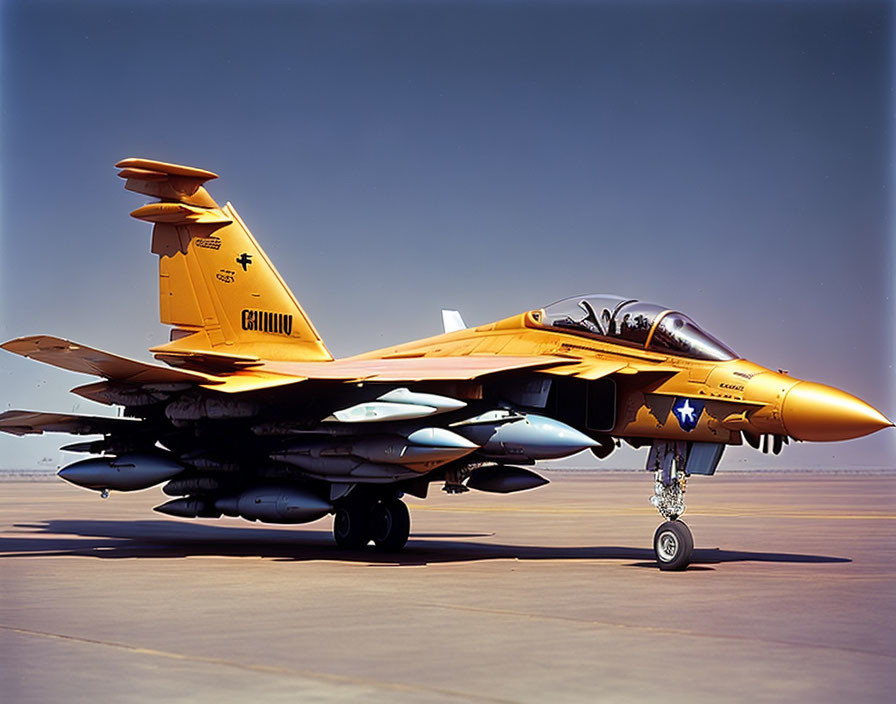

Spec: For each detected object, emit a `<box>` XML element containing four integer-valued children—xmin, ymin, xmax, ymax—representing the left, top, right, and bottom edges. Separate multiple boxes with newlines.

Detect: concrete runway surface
<box><xmin>1</xmin><ymin>471</ymin><xmax>894</xmax><ymax>703</ymax></box>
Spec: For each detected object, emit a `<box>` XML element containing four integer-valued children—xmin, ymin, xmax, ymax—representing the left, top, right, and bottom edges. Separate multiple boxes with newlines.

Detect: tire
<box><xmin>653</xmin><ymin>520</ymin><xmax>693</xmax><ymax>571</ymax></box>
<box><xmin>370</xmin><ymin>499</ymin><xmax>410</xmax><ymax>552</ymax></box>
<box><xmin>333</xmin><ymin>505</ymin><xmax>370</xmax><ymax>548</ymax></box>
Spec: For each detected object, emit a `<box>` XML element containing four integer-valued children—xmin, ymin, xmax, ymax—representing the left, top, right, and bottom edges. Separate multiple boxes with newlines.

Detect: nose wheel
<box><xmin>653</xmin><ymin>520</ymin><xmax>693</xmax><ymax>570</ymax></box>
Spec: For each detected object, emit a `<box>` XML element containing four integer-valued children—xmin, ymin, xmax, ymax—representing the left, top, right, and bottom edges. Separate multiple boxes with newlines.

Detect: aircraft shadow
<box><xmin>0</xmin><ymin>519</ymin><xmax>850</xmax><ymax>568</ymax></box>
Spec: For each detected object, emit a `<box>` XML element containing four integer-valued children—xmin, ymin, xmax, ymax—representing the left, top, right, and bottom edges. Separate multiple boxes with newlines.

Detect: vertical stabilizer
<box><xmin>117</xmin><ymin>158</ymin><xmax>332</xmax><ymax>363</ymax></box>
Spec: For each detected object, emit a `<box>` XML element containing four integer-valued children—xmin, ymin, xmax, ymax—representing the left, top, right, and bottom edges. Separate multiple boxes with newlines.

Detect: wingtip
<box><xmin>1</xmin><ymin>335</ymin><xmax>41</xmax><ymax>354</ymax></box>
<box><xmin>115</xmin><ymin>157</ymin><xmax>218</xmax><ymax>181</ymax></box>
<box><xmin>1</xmin><ymin>335</ymin><xmax>75</xmax><ymax>356</ymax></box>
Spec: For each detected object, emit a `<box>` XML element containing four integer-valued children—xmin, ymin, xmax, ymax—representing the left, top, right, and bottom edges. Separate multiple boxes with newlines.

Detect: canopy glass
<box><xmin>540</xmin><ymin>295</ymin><xmax>737</xmax><ymax>361</ymax></box>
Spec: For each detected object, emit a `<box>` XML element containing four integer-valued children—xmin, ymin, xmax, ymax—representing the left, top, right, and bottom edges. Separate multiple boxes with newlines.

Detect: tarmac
<box><xmin>1</xmin><ymin>471</ymin><xmax>894</xmax><ymax>703</ymax></box>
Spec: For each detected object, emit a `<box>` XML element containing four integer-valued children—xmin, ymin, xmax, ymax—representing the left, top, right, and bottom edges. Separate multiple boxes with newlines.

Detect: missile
<box><xmin>324</xmin><ymin>402</ymin><xmax>439</xmax><ymax>423</ymax></box>
<box><xmin>272</xmin><ymin>428</ymin><xmax>477</xmax><ymax>472</ymax></box>
<box><xmin>163</xmin><ymin>476</ymin><xmax>224</xmax><ymax>496</ymax></box>
<box><xmin>453</xmin><ymin>413</ymin><xmax>598</xmax><ymax>461</ymax></box>
<box><xmin>181</xmin><ymin>457</ymin><xmax>241</xmax><ymax>472</ymax></box>
<box><xmin>213</xmin><ymin>486</ymin><xmax>331</xmax><ymax>524</ymax></box>
<box><xmin>405</xmin><ymin>427</ymin><xmax>478</xmax><ymax>448</ymax></box>
<box><xmin>270</xmin><ymin>450</ymin><xmax>361</xmax><ymax>475</ymax></box>
<box><xmin>324</xmin><ymin>387</ymin><xmax>466</xmax><ymax>423</ymax></box>
<box><xmin>454</xmin><ymin>409</ymin><xmax>525</xmax><ymax>425</ymax></box>
<box><xmin>58</xmin><ymin>453</ymin><xmax>184</xmax><ymax>492</ymax></box>
<box><xmin>60</xmin><ymin>439</ymin><xmax>117</xmax><ymax>454</ymax></box>
<box><xmin>377</xmin><ymin>388</ymin><xmax>467</xmax><ymax>411</ymax></box>
<box><xmin>466</xmin><ymin>466</ymin><xmax>549</xmax><ymax>494</ymax></box>
<box><xmin>61</xmin><ymin>440</ymin><xmax>104</xmax><ymax>454</ymax></box>
<box><xmin>268</xmin><ymin>451</ymin><xmax>421</xmax><ymax>481</ymax></box>
<box><xmin>154</xmin><ymin>497</ymin><xmax>210</xmax><ymax>518</ymax></box>
<box><xmin>350</xmin><ymin>435</ymin><xmax>475</xmax><ymax>466</ymax></box>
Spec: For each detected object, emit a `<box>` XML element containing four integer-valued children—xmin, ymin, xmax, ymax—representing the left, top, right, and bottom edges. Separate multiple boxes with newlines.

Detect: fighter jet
<box><xmin>1</xmin><ymin>158</ymin><xmax>890</xmax><ymax>569</ymax></box>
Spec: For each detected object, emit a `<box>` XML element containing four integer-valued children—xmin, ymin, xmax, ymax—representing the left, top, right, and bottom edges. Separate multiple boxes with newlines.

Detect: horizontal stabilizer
<box><xmin>151</xmin><ymin>346</ymin><xmax>263</xmax><ymax>374</ymax></box>
<box><xmin>116</xmin><ymin>157</ymin><xmax>218</xmax><ymax>181</ymax></box>
<box><xmin>116</xmin><ymin>158</ymin><xmax>219</xmax><ymax>208</ymax></box>
<box><xmin>200</xmin><ymin>371</ymin><xmax>305</xmax><ymax>394</ymax></box>
<box><xmin>1</xmin><ymin>335</ymin><xmax>220</xmax><ymax>385</ymax></box>
<box><xmin>130</xmin><ymin>202</ymin><xmax>232</xmax><ymax>226</ymax></box>
<box><xmin>0</xmin><ymin>410</ymin><xmax>142</xmax><ymax>436</ymax></box>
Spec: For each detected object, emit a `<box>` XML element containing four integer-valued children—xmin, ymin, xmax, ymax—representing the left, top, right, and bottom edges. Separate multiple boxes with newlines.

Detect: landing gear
<box><xmin>369</xmin><ymin>499</ymin><xmax>410</xmax><ymax>552</ymax></box>
<box><xmin>333</xmin><ymin>503</ymin><xmax>370</xmax><ymax>548</ymax></box>
<box><xmin>648</xmin><ymin>440</ymin><xmax>693</xmax><ymax>570</ymax></box>
<box><xmin>653</xmin><ymin>520</ymin><xmax>693</xmax><ymax>571</ymax></box>
<box><xmin>333</xmin><ymin>497</ymin><xmax>410</xmax><ymax>551</ymax></box>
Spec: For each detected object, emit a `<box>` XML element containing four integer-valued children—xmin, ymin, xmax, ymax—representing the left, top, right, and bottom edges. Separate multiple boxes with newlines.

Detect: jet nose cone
<box><xmin>782</xmin><ymin>381</ymin><xmax>893</xmax><ymax>442</ymax></box>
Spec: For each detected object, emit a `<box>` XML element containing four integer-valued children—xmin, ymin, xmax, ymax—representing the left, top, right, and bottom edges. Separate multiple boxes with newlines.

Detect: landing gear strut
<box><xmin>333</xmin><ymin>496</ymin><xmax>410</xmax><ymax>552</ymax></box>
<box><xmin>648</xmin><ymin>441</ymin><xmax>693</xmax><ymax>570</ymax></box>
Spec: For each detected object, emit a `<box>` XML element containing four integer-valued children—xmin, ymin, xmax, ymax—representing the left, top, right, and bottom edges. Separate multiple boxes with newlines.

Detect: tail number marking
<box><xmin>241</xmin><ymin>309</ymin><xmax>293</xmax><ymax>336</ymax></box>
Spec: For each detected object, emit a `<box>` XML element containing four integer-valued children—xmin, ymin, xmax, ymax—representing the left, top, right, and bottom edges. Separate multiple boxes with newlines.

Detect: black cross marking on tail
<box><xmin>236</xmin><ymin>253</ymin><xmax>253</xmax><ymax>271</ymax></box>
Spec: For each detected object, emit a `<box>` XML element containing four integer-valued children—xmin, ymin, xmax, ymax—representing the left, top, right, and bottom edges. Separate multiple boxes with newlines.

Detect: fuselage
<box><xmin>349</xmin><ymin>297</ymin><xmax>890</xmax><ymax>447</ymax></box>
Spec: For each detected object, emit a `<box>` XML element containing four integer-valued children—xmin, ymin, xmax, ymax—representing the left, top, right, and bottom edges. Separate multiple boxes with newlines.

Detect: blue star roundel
<box><xmin>671</xmin><ymin>397</ymin><xmax>706</xmax><ymax>432</ymax></box>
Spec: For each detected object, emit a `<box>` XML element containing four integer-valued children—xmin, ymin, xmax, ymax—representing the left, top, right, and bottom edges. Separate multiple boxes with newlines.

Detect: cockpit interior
<box><xmin>539</xmin><ymin>295</ymin><xmax>737</xmax><ymax>361</ymax></box>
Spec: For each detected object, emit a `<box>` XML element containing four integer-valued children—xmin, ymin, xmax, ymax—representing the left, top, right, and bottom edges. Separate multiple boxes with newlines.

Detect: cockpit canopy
<box><xmin>540</xmin><ymin>295</ymin><xmax>738</xmax><ymax>361</ymax></box>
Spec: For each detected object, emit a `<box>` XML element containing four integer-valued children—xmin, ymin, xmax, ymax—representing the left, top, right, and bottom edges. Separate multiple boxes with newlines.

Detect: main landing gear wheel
<box><xmin>369</xmin><ymin>499</ymin><xmax>410</xmax><ymax>552</ymax></box>
<box><xmin>653</xmin><ymin>520</ymin><xmax>693</xmax><ymax>571</ymax></box>
<box><xmin>333</xmin><ymin>504</ymin><xmax>370</xmax><ymax>549</ymax></box>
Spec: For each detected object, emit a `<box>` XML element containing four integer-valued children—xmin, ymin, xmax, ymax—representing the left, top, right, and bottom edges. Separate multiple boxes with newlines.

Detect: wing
<box><xmin>0</xmin><ymin>410</ymin><xmax>142</xmax><ymax>436</ymax></box>
<box><xmin>3</xmin><ymin>334</ymin><xmax>637</xmax><ymax>395</ymax></box>
<box><xmin>2</xmin><ymin>335</ymin><xmax>219</xmax><ymax>385</ymax></box>
<box><xmin>2</xmin><ymin>335</ymin><xmax>306</xmax><ymax>396</ymax></box>
<box><xmin>261</xmin><ymin>355</ymin><xmax>574</xmax><ymax>382</ymax></box>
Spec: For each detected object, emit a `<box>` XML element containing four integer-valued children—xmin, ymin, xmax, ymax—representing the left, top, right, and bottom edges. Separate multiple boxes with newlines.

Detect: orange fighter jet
<box><xmin>1</xmin><ymin>158</ymin><xmax>890</xmax><ymax>569</ymax></box>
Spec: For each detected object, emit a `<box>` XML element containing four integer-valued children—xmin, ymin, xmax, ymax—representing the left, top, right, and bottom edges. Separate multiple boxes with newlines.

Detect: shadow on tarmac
<box><xmin>0</xmin><ymin>519</ymin><xmax>850</xmax><ymax>568</ymax></box>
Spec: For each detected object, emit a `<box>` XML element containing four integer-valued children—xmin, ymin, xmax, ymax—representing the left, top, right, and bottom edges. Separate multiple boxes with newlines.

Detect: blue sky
<box><xmin>1</xmin><ymin>0</ymin><xmax>892</xmax><ymax>470</ymax></box>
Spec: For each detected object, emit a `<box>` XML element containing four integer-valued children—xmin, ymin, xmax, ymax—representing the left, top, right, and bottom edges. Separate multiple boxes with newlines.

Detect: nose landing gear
<box><xmin>648</xmin><ymin>441</ymin><xmax>693</xmax><ymax>570</ymax></box>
